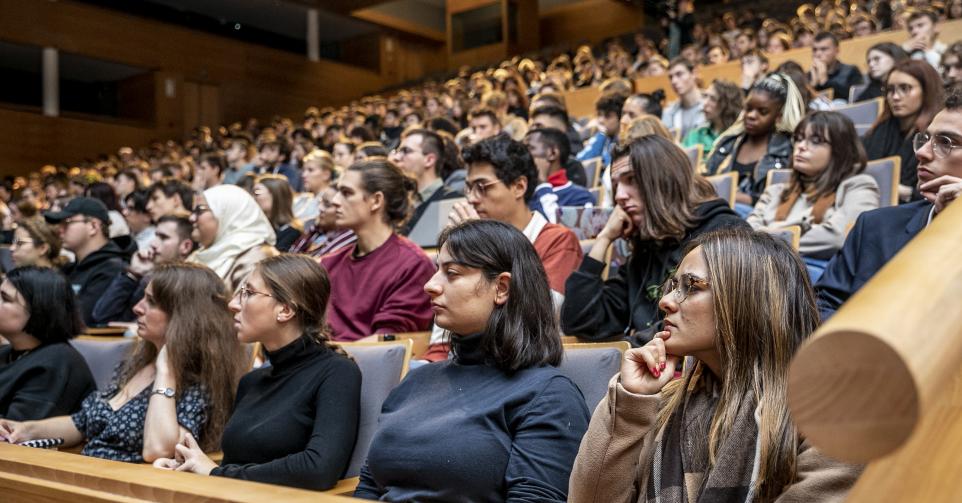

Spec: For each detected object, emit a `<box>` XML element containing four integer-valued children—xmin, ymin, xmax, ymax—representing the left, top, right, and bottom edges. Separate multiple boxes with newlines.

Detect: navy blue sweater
<box><xmin>354</xmin><ymin>333</ymin><xmax>590</xmax><ymax>502</ymax></box>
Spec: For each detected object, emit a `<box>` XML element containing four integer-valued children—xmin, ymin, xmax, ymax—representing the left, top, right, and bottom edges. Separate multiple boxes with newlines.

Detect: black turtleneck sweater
<box><xmin>210</xmin><ymin>336</ymin><xmax>361</xmax><ymax>490</ymax></box>
<box><xmin>354</xmin><ymin>333</ymin><xmax>590</xmax><ymax>502</ymax></box>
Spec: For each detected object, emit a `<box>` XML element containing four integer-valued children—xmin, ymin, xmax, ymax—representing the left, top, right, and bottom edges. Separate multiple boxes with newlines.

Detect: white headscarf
<box><xmin>188</xmin><ymin>185</ymin><xmax>276</xmax><ymax>278</ymax></box>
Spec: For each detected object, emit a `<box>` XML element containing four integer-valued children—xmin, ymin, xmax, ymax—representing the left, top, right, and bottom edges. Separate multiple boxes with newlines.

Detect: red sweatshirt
<box><xmin>321</xmin><ymin>233</ymin><xmax>435</xmax><ymax>341</ymax></box>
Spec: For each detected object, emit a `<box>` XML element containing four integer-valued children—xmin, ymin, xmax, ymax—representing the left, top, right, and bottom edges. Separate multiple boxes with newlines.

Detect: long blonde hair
<box><xmin>117</xmin><ymin>262</ymin><xmax>247</xmax><ymax>451</ymax></box>
<box><xmin>657</xmin><ymin>229</ymin><xmax>818</xmax><ymax>499</ymax></box>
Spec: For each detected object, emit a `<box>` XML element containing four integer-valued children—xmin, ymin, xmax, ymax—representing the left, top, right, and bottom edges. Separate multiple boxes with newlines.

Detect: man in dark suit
<box><xmin>816</xmin><ymin>89</ymin><xmax>962</xmax><ymax>319</ymax></box>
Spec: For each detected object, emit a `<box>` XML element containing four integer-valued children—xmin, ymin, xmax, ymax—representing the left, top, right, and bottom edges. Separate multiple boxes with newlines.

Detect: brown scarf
<box><xmin>774</xmin><ymin>186</ymin><xmax>835</xmax><ymax>225</ymax></box>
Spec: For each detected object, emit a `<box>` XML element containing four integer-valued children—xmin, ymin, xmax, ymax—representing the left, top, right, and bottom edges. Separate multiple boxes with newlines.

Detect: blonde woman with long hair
<box><xmin>569</xmin><ymin>228</ymin><xmax>860</xmax><ymax>502</ymax></box>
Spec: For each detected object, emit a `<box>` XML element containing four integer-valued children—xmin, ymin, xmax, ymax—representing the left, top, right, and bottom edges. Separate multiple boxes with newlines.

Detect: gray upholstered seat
<box><xmin>557</xmin><ymin>342</ymin><xmax>629</xmax><ymax>410</ymax></box>
<box><xmin>70</xmin><ymin>338</ymin><xmax>135</xmax><ymax>390</ymax></box>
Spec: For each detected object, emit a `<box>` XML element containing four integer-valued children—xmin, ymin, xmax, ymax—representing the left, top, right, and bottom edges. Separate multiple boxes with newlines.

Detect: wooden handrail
<box><xmin>787</xmin><ymin>200</ymin><xmax>962</xmax><ymax>463</ymax></box>
<box><xmin>0</xmin><ymin>443</ymin><xmax>359</xmax><ymax>502</ymax></box>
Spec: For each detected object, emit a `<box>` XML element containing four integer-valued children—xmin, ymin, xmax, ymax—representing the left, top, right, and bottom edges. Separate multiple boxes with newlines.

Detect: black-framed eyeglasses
<box><xmin>61</xmin><ymin>217</ymin><xmax>92</xmax><ymax>227</ymax></box>
<box><xmin>192</xmin><ymin>204</ymin><xmax>212</xmax><ymax>217</ymax></box>
<box><xmin>661</xmin><ymin>273</ymin><xmax>710</xmax><ymax>304</ymax></box>
<box><xmin>913</xmin><ymin>132</ymin><xmax>962</xmax><ymax>159</ymax></box>
<box><xmin>392</xmin><ymin>146</ymin><xmax>420</xmax><ymax>157</ymax></box>
<box><xmin>463</xmin><ymin>179</ymin><xmax>503</xmax><ymax>198</ymax></box>
<box><xmin>882</xmin><ymin>83</ymin><xmax>916</xmax><ymax>97</ymax></box>
<box><xmin>234</xmin><ymin>284</ymin><xmax>273</xmax><ymax>304</ymax></box>
<box><xmin>793</xmin><ymin>133</ymin><xmax>831</xmax><ymax>147</ymax></box>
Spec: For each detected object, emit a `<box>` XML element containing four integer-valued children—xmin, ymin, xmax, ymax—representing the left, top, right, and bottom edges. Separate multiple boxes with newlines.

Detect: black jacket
<box><xmin>63</xmin><ymin>237</ymin><xmax>136</xmax><ymax>327</ymax></box>
<box><xmin>815</xmin><ymin>200</ymin><xmax>931</xmax><ymax>320</ymax></box>
<box><xmin>91</xmin><ymin>272</ymin><xmax>147</xmax><ymax>325</ymax></box>
<box><xmin>862</xmin><ymin>116</ymin><xmax>920</xmax><ymax>199</ymax></box>
<box><xmin>0</xmin><ymin>342</ymin><xmax>96</xmax><ymax>421</ymax></box>
<box><xmin>705</xmin><ymin>132</ymin><xmax>793</xmax><ymax>203</ymax></box>
<box><xmin>561</xmin><ymin>199</ymin><xmax>748</xmax><ymax>346</ymax></box>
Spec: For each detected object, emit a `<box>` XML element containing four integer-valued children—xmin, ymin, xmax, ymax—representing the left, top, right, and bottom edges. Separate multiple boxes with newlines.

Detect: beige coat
<box><xmin>568</xmin><ymin>375</ymin><xmax>862</xmax><ymax>503</ymax></box>
<box><xmin>747</xmin><ymin>174</ymin><xmax>880</xmax><ymax>260</ymax></box>
<box><xmin>223</xmin><ymin>244</ymin><xmax>279</xmax><ymax>294</ymax></box>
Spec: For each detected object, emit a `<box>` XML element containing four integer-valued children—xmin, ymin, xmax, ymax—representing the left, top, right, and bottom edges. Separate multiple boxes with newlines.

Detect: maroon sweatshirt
<box><xmin>321</xmin><ymin>233</ymin><xmax>435</xmax><ymax>341</ymax></box>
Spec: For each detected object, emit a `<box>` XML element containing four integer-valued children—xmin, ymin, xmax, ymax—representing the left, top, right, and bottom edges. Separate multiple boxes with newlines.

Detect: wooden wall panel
<box><xmin>539</xmin><ymin>0</ymin><xmax>644</xmax><ymax>49</ymax></box>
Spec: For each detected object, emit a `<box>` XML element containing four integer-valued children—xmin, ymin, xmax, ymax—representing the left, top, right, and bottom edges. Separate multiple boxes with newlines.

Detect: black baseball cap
<box><xmin>44</xmin><ymin>197</ymin><xmax>110</xmax><ymax>224</ymax></box>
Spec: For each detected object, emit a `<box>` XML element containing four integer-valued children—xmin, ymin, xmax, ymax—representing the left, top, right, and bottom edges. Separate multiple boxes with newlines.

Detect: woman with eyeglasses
<box><xmin>862</xmin><ymin>59</ymin><xmax>944</xmax><ymax>203</ymax></box>
<box><xmin>0</xmin><ymin>263</ymin><xmax>246</xmax><ymax>463</ymax></box>
<box><xmin>561</xmin><ymin>136</ymin><xmax>748</xmax><ymax>347</ymax></box>
<box><xmin>153</xmin><ymin>255</ymin><xmax>361</xmax><ymax>491</ymax></box>
<box><xmin>188</xmin><ymin>184</ymin><xmax>278</xmax><ymax>293</ymax></box>
<box><xmin>855</xmin><ymin>42</ymin><xmax>908</xmax><ymax>102</ymax></box>
<box><xmin>0</xmin><ymin>266</ymin><xmax>95</xmax><ymax>421</ymax></box>
<box><xmin>748</xmin><ymin>111</ymin><xmax>880</xmax><ymax>280</ymax></box>
<box><xmin>569</xmin><ymin>228</ymin><xmax>860</xmax><ymax>503</ymax></box>
<box><xmin>354</xmin><ymin>220</ymin><xmax>590</xmax><ymax>502</ymax></box>
<box><xmin>9</xmin><ymin>218</ymin><xmax>64</xmax><ymax>269</ymax></box>
<box><xmin>321</xmin><ymin>158</ymin><xmax>434</xmax><ymax>341</ymax></box>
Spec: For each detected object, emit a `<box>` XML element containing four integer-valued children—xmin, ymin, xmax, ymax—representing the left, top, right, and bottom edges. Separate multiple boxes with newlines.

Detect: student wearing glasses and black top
<box><xmin>154</xmin><ymin>255</ymin><xmax>361</xmax><ymax>491</ymax></box>
<box><xmin>355</xmin><ymin>220</ymin><xmax>590</xmax><ymax>502</ymax></box>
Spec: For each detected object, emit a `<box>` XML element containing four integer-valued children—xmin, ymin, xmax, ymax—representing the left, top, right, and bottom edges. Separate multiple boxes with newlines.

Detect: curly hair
<box><xmin>461</xmin><ymin>134</ymin><xmax>538</xmax><ymax>203</ymax></box>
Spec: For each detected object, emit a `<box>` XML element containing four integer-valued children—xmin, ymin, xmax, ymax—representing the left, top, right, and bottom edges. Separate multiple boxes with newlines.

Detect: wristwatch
<box><xmin>151</xmin><ymin>387</ymin><xmax>175</xmax><ymax>398</ymax></box>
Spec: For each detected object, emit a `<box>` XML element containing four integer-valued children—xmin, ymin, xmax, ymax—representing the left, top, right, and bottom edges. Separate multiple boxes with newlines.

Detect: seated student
<box><xmin>189</xmin><ymin>184</ymin><xmax>278</xmax><ymax>294</ymax></box>
<box><xmin>943</xmin><ymin>42</ymin><xmax>962</xmax><ymax>86</ymax></box>
<box><xmin>682</xmin><ymin>79</ymin><xmax>743</xmax><ymax>158</ymax></box>
<box><xmin>0</xmin><ymin>267</ymin><xmax>95</xmax><ymax>420</ymax></box>
<box><xmin>194</xmin><ymin>152</ymin><xmax>226</xmax><ymax>191</ymax></box>
<box><xmin>254</xmin><ymin>132</ymin><xmax>303</xmax><ymax>192</ymax></box>
<box><xmin>91</xmin><ymin>215</ymin><xmax>194</xmax><ymax>324</ymax></box>
<box><xmin>525</xmin><ymin>127</ymin><xmax>596</xmax><ymax>222</ymax></box>
<box><xmin>391</xmin><ymin>128</ymin><xmax>462</xmax><ymax>234</ymax></box>
<box><xmin>856</xmin><ymin>42</ymin><xmax>909</xmax><ymax>102</ymax></box>
<box><xmin>528</xmin><ymin>104</ymin><xmax>589</xmax><ymax>186</ymax></box>
<box><xmin>85</xmin><ymin>182</ymin><xmax>130</xmax><ymax>238</ymax></box>
<box><xmin>568</xmin><ymin>228</ymin><xmax>860</xmax><ymax>503</ymax></box>
<box><xmin>577</xmin><ymin>92</ymin><xmax>627</xmax><ymax>167</ymax></box>
<box><xmin>817</xmin><ymin>87</ymin><xmax>962</xmax><ymax>320</ymax></box>
<box><xmin>809</xmin><ymin>31</ymin><xmax>863</xmax><ymax>101</ymax></box>
<box><xmin>321</xmin><ymin>159</ymin><xmax>434</xmax><ymax>341</ymax></box>
<box><xmin>253</xmin><ymin>175</ymin><xmax>303</xmax><ymax>252</ymax></box>
<box><xmin>902</xmin><ymin>8</ymin><xmax>946</xmax><ymax>69</ymax></box>
<box><xmin>662</xmin><ymin>57</ymin><xmax>706</xmax><ymax>139</ymax></box>
<box><xmin>0</xmin><ymin>263</ymin><xmax>246</xmax><ymax>463</ymax></box>
<box><xmin>44</xmin><ymin>197</ymin><xmax>137</xmax><ymax>326</ymax></box>
<box><xmin>332</xmin><ymin>138</ymin><xmax>356</xmax><ymax>171</ymax></box>
<box><xmin>9</xmin><ymin>218</ymin><xmax>63</xmax><ymax>269</ymax></box>
<box><xmin>294</xmin><ymin>149</ymin><xmax>337</xmax><ymax>222</ymax></box>
<box><xmin>468</xmin><ymin>107</ymin><xmax>503</xmax><ymax>143</ymax></box>
<box><xmin>562</xmin><ymin>136</ymin><xmax>747</xmax><ymax>346</ymax></box>
<box><xmin>705</xmin><ymin>73</ymin><xmax>806</xmax><ymax>216</ymax></box>
<box><xmin>145</xmin><ymin>178</ymin><xmax>193</xmax><ymax>221</ymax></box>
<box><xmin>154</xmin><ymin>255</ymin><xmax>361</xmax><ymax>491</ymax></box>
<box><xmin>122</xmin><ymin>190</ymin><xmax>156</xmax><ymax>252</ymax></box>
<box><xmin>223</xmin><ymin>133</ymin><xmax>257</xmax><ymax>186</ymax></box>
<box><xmin>862</xmin><ymin>59</ymin><xmax>944</xmax><ymax>202</ymax></box>
<box><xmin>450</xmin><ymin>134</ymin><xmax>583</xmax><ymax>296</ymax></box>
<box><xmin>748</xmin><ymin>111</ymin><xmax>880</xmax><ymax>278</ymax></box>
<box><xmin>289</xmin><ymin>187</ymin><xmax>356</xmax><ymax>257</ymax></box>
<box><xmin>355</xmin><ymin>220</ymin><xmax>590</xmax><ymax>501</ymax></box>
<box><xmin>355</xmin><ymin>141</ymin><xmax>388</xmax><ymax>162</ymax></box>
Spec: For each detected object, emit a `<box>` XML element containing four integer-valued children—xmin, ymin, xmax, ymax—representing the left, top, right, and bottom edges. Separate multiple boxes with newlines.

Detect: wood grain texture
<box><xmin>0</xmin><ymin>442</ymin><xmax>359</xmax><ymax>502</ymax></box>
<box><xmin>787</xmin><ymin>199</ymin><xmax>962</xmax><ymax>463</ymax></box>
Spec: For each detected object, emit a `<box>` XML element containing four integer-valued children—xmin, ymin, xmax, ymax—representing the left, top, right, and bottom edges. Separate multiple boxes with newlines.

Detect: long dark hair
<box><xmin>3</xmin><ymin>266</ymin><xmax>82</xmax><ymax>344</ymax></box>
<box><xmin>438</xmin><ymin>220</ymin><xmax>562</xmax><ymax>372</ymax></box>
<box><xmin>785</xmin><ymin>111</ymin><xmax>867</xmax><ymax>202</ymax></box>
<box><xmin>871</xmin><ymin>59</ymin><xmax>944</xmax><ymax>135</ymax></box>
<box><xmin>117</xmin><ymin>262</ymin><xmax>246</xmax><ymax>451</ymax></box>
<box><xmin>611</xmin><ymin>135</ymin><xmax>717</xmax><ymax>242</ymax></box>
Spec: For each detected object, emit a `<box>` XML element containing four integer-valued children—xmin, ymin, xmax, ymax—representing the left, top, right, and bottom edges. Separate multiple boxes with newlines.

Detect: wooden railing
<box><xmin>563</xmin><ymin>19</ymin><xmax>962</xmax><ymax>119</ymax></box>
<box><xmin>0</xmin><ymin>442</ymin><xmax>359</xmax><ymax>502</ymax></box>
<box><xmin>787</xmin><ymin>199</ymin><xmax>962</xmax><ymax>501</ymax></box>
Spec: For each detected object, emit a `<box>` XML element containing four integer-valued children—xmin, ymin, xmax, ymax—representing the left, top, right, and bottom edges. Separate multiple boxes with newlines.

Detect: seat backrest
<box><xmin>338</xmin><ymin>340</ymin><xmax>413</xmax><ymax>478</ymax></box>
<box><xmin>855</xmin><ymin>123</ymin><xmax>872</xmax><ymax>136</ymax></box>
<box><xmin>765</xmin><ymin>168</ymin><xmax>792</xmax><ymax>187</ymax></box>
<box><xmin>683</xmin><ymin>144</ymin><xmax>703</xmax><ymax>171</ymax></box>
<box><xmin>583</xmin><ymin>157</ymin><xmax>603</xmax><ymax>188</ymax></box>
<box><xmin>865</xmin><ymin>156</ymin><xmax>901</xmax><ymax>207</ymax></box>
<box><xmin>836</xmin><ymin>97</ymin><xmax>883</xmax><ymax>126</ymax></box>
<box><xmin>558</xmin><ymin>342</ymin><xmax>630</xmax><ymax>409</ymax></box>
<box><xmin>705</xmin><ymin>172</ymin><xmax>737</xmax><ymax>208</ymax></box>
<box><xmin>70</xmin><ymin>337</ymin><xmax>136</xmax><ymax>390</ymax></box>
<box><xmin>763</xmin><ymin>225</ymin><xmax>801</xmax><ymax>250</ymax></box>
